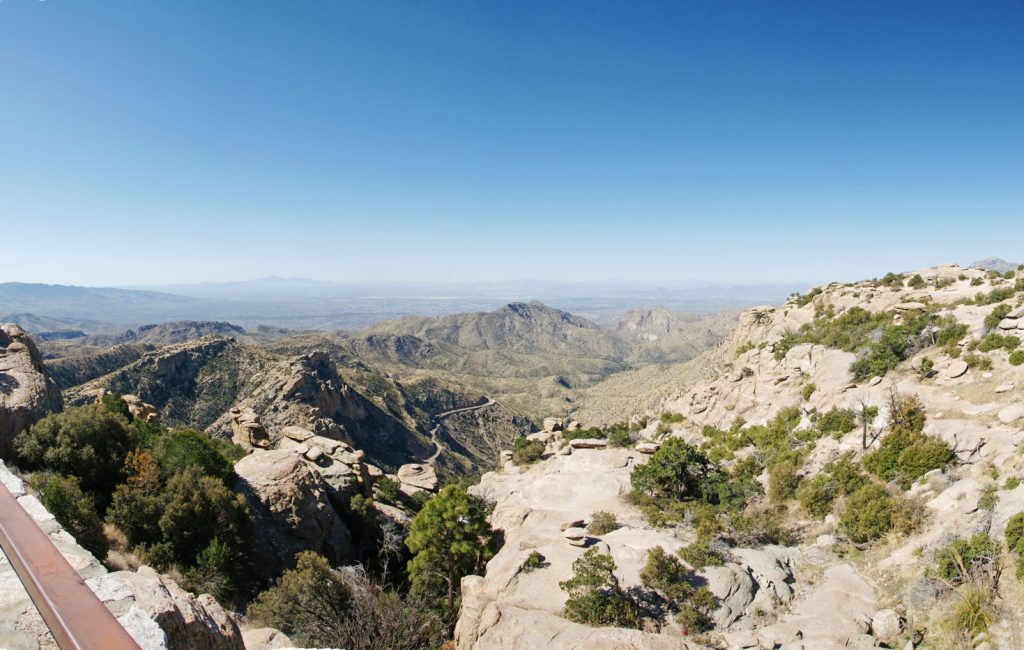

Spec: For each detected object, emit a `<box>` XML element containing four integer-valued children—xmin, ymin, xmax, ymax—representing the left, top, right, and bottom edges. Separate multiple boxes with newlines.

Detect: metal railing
<box><xmin>0</xmin><ymin>481</ymin><xmax>142</xmax><ymax>649</ymax></box>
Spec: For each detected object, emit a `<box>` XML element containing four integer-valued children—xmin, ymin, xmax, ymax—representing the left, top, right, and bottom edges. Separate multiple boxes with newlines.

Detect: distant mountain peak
<box><xmin>970</xmin><ymin>257</ymin><xmax>1020</xmax><ymax>273</ymax></box>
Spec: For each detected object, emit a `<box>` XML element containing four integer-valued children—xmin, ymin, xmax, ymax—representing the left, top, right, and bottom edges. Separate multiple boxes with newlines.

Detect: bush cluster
<box><xmin>640</xmin><ymin>546</ymin><xmax>715</xmax><ymax>632</ymax></box>
<box><xmin>560</xmin><ymin>548</ymin><xmax>642</xmax><ymax>628</ymax></box>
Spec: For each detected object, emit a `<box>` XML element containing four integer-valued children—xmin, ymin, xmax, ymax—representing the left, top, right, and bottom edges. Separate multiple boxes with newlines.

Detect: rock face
<box><xmin>234</xmin><ymin>450</ymin><xmax>351</xmax><ymax>577</ymax></box>
<box><xmin>122</xmin><ymin>393</ymin><xmax>158</xmax><ymax>423</ymax></box>
<box><xmin>0</xmin><ymin>460</ymin><xmax>242</xmax><ymax>650</ymax></box>
<box><xmin>0</xmin><ymin>324</ymin><xmax>62</xmax><ymax>458</ymax></box>
<box><xmin>229</xmin><ymin>407</ymin><xmax>270</xmax><ymax>448</ymax></box>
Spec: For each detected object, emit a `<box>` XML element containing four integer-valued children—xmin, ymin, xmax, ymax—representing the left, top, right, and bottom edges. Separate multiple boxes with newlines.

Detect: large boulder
<box><xmin>234</xmin><ymin>450</ymin><xmax>351</xmax><ymax>576</ymax></box>
<box><xmin>229</xmin><ymin>407</ymin><xmax>270</xmax><ymax>448</ymax></box>
<box><xmin>93</xmin><ymin>567</ymin><xmax>244</xmax><ymax>650</ymax></box>
<box><xmin>0</xmin><ymin>324</ymin><xmax>62</xmax><ymax>458</ymax></box>
<box><xmin>397</xmin><ymin>463</ymin><xmax>438</xmax><ymax>494</ymax></box>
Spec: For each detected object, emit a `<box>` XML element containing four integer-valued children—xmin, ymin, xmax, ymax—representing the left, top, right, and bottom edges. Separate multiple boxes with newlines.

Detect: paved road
<box><xmin>425</xmin><ymin>398</ymin><xmax>496</xmax><ymax>464</ymax></box>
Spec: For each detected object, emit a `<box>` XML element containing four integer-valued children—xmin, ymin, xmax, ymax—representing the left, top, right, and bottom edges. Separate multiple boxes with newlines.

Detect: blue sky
<box><xmin>1</xmin><ymin>1</ymin><xmax>1021</xmax><ymax>286</ymax></box>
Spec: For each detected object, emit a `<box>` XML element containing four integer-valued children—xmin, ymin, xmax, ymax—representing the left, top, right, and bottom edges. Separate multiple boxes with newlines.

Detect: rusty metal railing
<box><xmin>0</xmin><ymin>480</ymin><xmax>142</xmax><ymax>650</ymax></box>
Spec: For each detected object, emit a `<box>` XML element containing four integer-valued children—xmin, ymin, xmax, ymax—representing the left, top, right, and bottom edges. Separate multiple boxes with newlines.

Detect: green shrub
<box><xmin>630</xmin><ymin>439</ymin><xmax>715</xmax><ymax>501</ymax></box>
<box><xmin>512</xmin><ymin>437</ymin><xmax>546</xmax><ymax>465</ymax></box>
<box><xmin>247</xmin><ymin>552</ymin><xmax>353</xmax><ymax>645</ymax></box>
<box><xmin>659</xmin><ymin>412</ymin><xmax>686</xmax><ymax>424</ymax></box>
<box><xmin>963</xmin><ymin>352</ymin><xmax>994</xmax><ymax>371</ymax></box>
<box><xmin>100</xmin><ymin>393</ymin><xmax>133</xmax><ymax>421</ymax></box>
<box><xmin>935</xmin><ymin>319</ymin><xmax>969</xmax><ymax>347</ymax></box>
<box><xmin>560</xmin><ymin>548</ymin><xmax>641</xmax><ymax>628</ymax></box>
<box><xmin>724</xmin><ymin>506</ymin><xmax>795</xmax><ymax>546</ymax></box>
<box><xmin>14</xmin><ymin>403</ymin><xmax>133</xmax><ymax>509</ymax></box>
<box><xmin>374</xmin><ymin>476</ymin><xmax>401</xmax><ymax>504</ymax></box>
<box><xmin>971</xmin><ymin>277</ymin><xmax>985</xmax><ymax>286</ymax></box>
<box><xmin>801</xmin><ymin>383</ymin><xmax>816</xmax><ymax>401</ymax></box>
<box><xmin>521</xmin><ymin>551</ymin><xmax>545</xmax><ymax>573</ymax></box>
<box><xmin>817</xmin><ymin>408</ymin><xmax>857</xmax><ymax>437</ymax></box>
<box><xmin>908</xmin><ymin>274</ymin><xmax>926</xmax><ymax>289</ymax></box>
<box><xmin>1009</xmin><ymin>350</ymin><xmax>1024</xmax><ymax>366</ymax></box>
<box><xmin>978</xmin><ymin>333</ymin><xmax>1020</xmax><ymax>352</ymax></box>
<box><xmin>1004</xmin><ymin>476</ymin><xmax>1021</xmax><ymax>491</ymax></box>
<box><xmin>917</xmin><ymin>356</ymin><xmax>935</xmax><ymax>378</ymax></box>
<box><xmin>605</xmin><ymin>423</ymin><xmax>633</xmax><ymax>448</ymax></box>
<box><xmin>935</xmin><ymin>534</ymin><xmax>998</xmax><ymax>585</ymax></box>
<box><xmin>984</xmin><ymin>304</ymin><xmax>1013</xmax><ymax>328</ymax></box>
<box><xmin>588</xmin><ymin>511</ymin><xmax>620</xmax><ymax>535</ymax></box>
<box><xmin>840</xmin><ymin>484</ymin><xmax>895</xmax><ymax>543</ymax></box>
<box><xmin>152</xmin><ymin>427</ymin><xmax>237</xmax><ymax>483</ymax></box>
<box><xmin>768</xmin><ymin>460</ymin><xmax>800</xmax><ymax>502</ymax></box>
<box><xmin>797</xmin><ymin>473</ymin><xmax>837</xmax><ymax>518</ymax></box>
<box><xmin>29</xmin><ymin>473</ymin><xmax>108</xmax><ymax>560</ymax></box>
<box><xmin>106</xmin><ymin>450</ymin><xmax>164</xmax><ymax>546</ymax></box>
<box><xmin>735</xmin><ymin>341</ymin><xmax>755</xmax><ymax>357</ymax></box>
<box><xmin>863</xmin><ymin>428</ymin><xmax>952</xmax><ymax>489</ymax></box>
<box><xmin>677</xmin><ymin>541</ymin><xmax>725</xmax><ymax>568</ymax></box>
<box><xmin>1005</xmin><ymin>512</ymin><xmax>1024</xmax><ymax>554</ymax></box>
<box><xmin>640</xmin><ymin>547</ymin><xmax>714</xmax><ymax>632</ymax></box>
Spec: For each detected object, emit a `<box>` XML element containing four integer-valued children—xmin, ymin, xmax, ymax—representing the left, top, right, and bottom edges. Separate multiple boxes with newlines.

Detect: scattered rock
<box><xmin>946</xmin><ymin>360</ymin><xmax>969</xmax><ymax>378</ymax></box>
<box><xmin>995</xmin><ymin>383</ymin><xmax>1015</xmax><ymax>394</ymax></box>
<box><xmin>122</xmin><ymin>394</ymin><xmax>158</xmax><ymax>423</ymax></box>
<box><xmin>871</xmin><ymin>608</ymin><xmax>904</xmax><ymax>643</ymax></box>
<box><xmin>635</xmin><ymin>442</ymin><xmax>660</xmax><ymax>454</ymax></box>
<box><xmin>397</xmin><ymin>463</ymin><xmax>439</xmax><ymax>493</ymax></box>
<box><xmin>868</xmin><ymin>376</ymin><xmax>882</xmax><ymax>387</ymax></box>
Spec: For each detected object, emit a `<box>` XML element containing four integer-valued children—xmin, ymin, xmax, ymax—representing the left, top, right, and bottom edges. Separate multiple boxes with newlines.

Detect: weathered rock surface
<box><xmin>396</xmin><ymin>463</ymin><xmax>438</xmax><ymax>494</ymax></box>
<box><xmin>0</xmin><ymin>324</ymin><xmax>62</xmax><ymax>458</ymax></box>
<box><xmin>229</xmin><ymin>407</ymin><xmax>270</xmax><ymax>448</ymax></box>
<box><xmin>234</xmin><ymin>450</ymin><xmax>351</xmax><ymax>576</ymax></box>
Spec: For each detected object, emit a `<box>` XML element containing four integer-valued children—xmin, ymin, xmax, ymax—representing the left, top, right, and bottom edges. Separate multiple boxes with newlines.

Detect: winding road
<box><xmin>424</xmin><ymin>398</ymin><xmax>496</xmax><ymax>465</ymax></box>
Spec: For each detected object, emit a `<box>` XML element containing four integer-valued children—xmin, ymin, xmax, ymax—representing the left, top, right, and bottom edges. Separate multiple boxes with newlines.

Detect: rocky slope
<box><xmin>0</xmin><ymin>324</ymin><xmax>62</xmax><ymax>458</ymax></box>
<box><xmin>456</xmin><ymin>262</ymin><xmax>1024</xmax><ymax>649</ymax></box>
<box><xmin>0</xmin><ymin>461</ymin><xmax>242</xmax><ymax>650</ymax></box>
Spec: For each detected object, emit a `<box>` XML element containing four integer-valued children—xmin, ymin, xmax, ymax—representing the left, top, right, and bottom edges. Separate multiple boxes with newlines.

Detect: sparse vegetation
<box><xmin>512</xmin><ymin>437</ymin><xmax>546</xmax><ymax>465</ymax></box>
<box><xmin>587</xmin><ymin>511</ymin><xmax>620</xmax><ymax>535</ymax></box>
<box><xmin>640</xmin><ymin>546</ymin><xmax>715</xmax><ymax>632</ymax></box>
<box><xmin>677</xmin><ymin>541</ymin><xmax>725</xmax><ymax>568</ymax></box>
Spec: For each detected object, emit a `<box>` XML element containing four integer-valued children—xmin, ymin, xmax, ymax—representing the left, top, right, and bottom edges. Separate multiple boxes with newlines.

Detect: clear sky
<box><xmin>1</xmin><ymin>1</ymin><xmax>1021</xmax><ymax>287</ymax></box>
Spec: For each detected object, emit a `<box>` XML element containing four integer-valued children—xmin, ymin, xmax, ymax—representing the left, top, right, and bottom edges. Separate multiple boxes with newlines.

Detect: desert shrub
<box><xmin>521</xmin><ymin>551</ymin><xmax>545</xmax><ymax>573</ymax></box>
<box><xmin>14</xmin><ymin>403</ymin><xmax>133</xmax><ymax>508</ymax></box>
<box><xmin>588</xmin><ymin>511</ymin><xmax>620</xmax><ymax>535</ymax></box>
<box><xmin>963</xmin><ymin>352</ymin><xmax>994</xmax><ymax>371</ymax></box>
<box><xmin>840</xmin><ymin>484</ymin><xmax>895</xmax><ymax>543</ymax></box>
<box><xmin>849</xmin><ymin>325</ymin><xmax>912</xmax><ymax>380</ymax></box>
<box><xmin>801</xmin><ymin>383</ymin><xmax>816</xmax><ymax>401</ymax></box>
<box><xmin>935</xmin><ymin>534</ymin><xmax>998</xmax><ymax>585</ymax></box>
<box><xmin>1006</xmin><ymin>513</ymin><xmax>1024</xmax><ymax>552</ymax></box>
<box><xmin>888</xmin><ymin>392</ymin><xmax>927</xmax><ymax>432</ymax></box>
<box><xmin>908</xmin><ymin>274</ymin><xmax>926</xmax><ymax>289</ymax></box>
<box><xmin>677</xmin><ymin>541</ymin><xmax>725</xmax><ymax>568</ymax></box>
<box><xmin>247</xmin><ymin>552</ymin><xmax>353</xmax><ymax>645</ymax></box>
<box><xmin>817</xmin><ymin>408</ymin><xmax>857</xmax><ymax>437</ymax></box>
<box><xmin>1007</xmin><ymin>350</ymin><xmax>1024</xmax><ymax>366</ymax></box>
<box><xmin>978</xmin><ymin>486</ymin><xmax>998</xmax><ymax>511</ymax></box>
<box><xmin>605</xmin><ymin>423</ymin><xmax>633</xmax><ymax>448</ymax></box>
<box><xmin>152</xmin><ymin>427</ymin><xmax>237</xmax><ymax>483</ymax></box>
<box><xmin>562</xmin><ymin>426</ymin><xmax>606</xmax><ymax>443</ymax></box>
<box><xmin>106</xmin><ymin>450</ymin><xmax>165</xmax><ymax>546</ymax></box>
<box><xmin>640</xmin><ymin>546</ymin><xmax>715</xmax><ymax>632</ymax></box>
<box><xmin>863</xmin><ymin>428</ymin><xmax>952</xmax><ymax>489</ymax></box>
<box><xmin>978</xmin><ymin>332</ymin><xmax>1020</xmax><ymax>352</ymax></box>
<box><xmin>971</xmin><ymin>277</ymin><xmax>985</xmax><ymax>286</ymax></box>
<box><xmin>917</xmin><ymin>356</ymin><xmax>935</xmax><ymax>378</ymax></box>
<box><xmin>946</xmin><ymin>580</ymin><xmax>997</xmax><ymax>641</ymax></box>
<box><xmin>723</xmin><ymin>506</ymin><xmax>795</xmax><ymax>546</ymax></box>
<box><xmin>935</xmin><ymin>318</ymin><xmax>969</xmax><ymax>348</ymax></box>
<box><xmin>984</xmin><ymin>304</ymin><xmax>1013</xmax><ymax>328</ymax></box>
<box><xmin>735</xmin><ymin>341</ymin><xmax>755</xmax><ymax>357</ymax></box>
<box><xmin>879</xmin><ymin>272</ymin><xmax>904</xmax><ymax>288</ymax></box>
<box><xmin>978</xmin><ymin>288</ymin><xmax>1017</xmax><ymax>308</ymax></box>
<box><xmin>659</xmin><ymin>412</ymin><xmax>686</xmax><ymax>424</ymax></box>
<box><xmin>1004</xmin><ymin>476</ymin><xmax>1021</xmax><ymax>491</ymax></box>
<box><xmin>797</xmin><ymin>473</ymin><xmax>837</xmax><ymax>518</ymax></box>
<box><xmin>100</xmin><ymin>393</ymin><xmax>133</xmax><ymax>421</ymax></box>
<box><xmin>560</xmin><ymin>548</ymin><xmax>641</xmax><ymax>628</ymax></box>
<box><xmin>29</xmin><ymin>473</ymin><xmax>108</xmax><ymax>560</ymax></box>
<box><xmin>158</xmin><ymin>467</ymin><xmax>253</xmax><ymax>584</ymax></box>
<box><xmin>768</xmin><ymin>460</ymin><xmax>800</xmax><ymax>502</ymax></box>
<box><xmin>374</xmin><ymin>477</ymin><xmax>401</xmax><ymax>504</ymax></box>
<box><xmin>512</xmin><ymin>437</ymin><xmax>545</xmax><ymax>465</ymax></box>
<box><xmin>630</xmin><ymin>439</ymin><xmax>715</xmax><ymax>501</ymax></box>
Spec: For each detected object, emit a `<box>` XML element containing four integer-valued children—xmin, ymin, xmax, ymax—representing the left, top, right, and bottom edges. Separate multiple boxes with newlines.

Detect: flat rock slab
<box><xmin>946</xmin><ymin>360</ymin><xmax>969</xmax><ymax>378</ymax></box>
<box><xmin>999</xmin><ymin>404</ymin><xmax>1024</xmax><ymax>424</ymax></box>
<box><xmin>569</xmin><ymin>438</ymin><xmax>608</xmax><ymax>449</ymax></box>
<box><xmin>995</xmin><ymin>384</ymin><xmax>1016</xmax><ymax>394</ymax></box>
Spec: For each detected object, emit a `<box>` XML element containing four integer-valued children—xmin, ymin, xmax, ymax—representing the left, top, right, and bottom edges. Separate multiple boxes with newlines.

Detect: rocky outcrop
<box><xmin>122</xmin><ymin>393</ymin><xmax>158</xmax><ymax>423</ymax></box>
<box><xmin>229</xmin><ymin>407</ymin><xmax>270</xmax><ymax>448</ymax></box>
<box><xmin>396</xmin><ymin>463</ymin><xmax>438</xmax><ymax>495</ymax></box>
<box><xmin>234</xmin><ymin>450</ymin><xmax>351</xmax><ymax>577</ymax></box>
<box><xmin>0</xmin><ymin>324</ymin><xmax>62</xmax><ymax>458</ymax></box>
<box><xmin>0</xmin><ymin>460</ymin><xmax>242</xmax><ymax>650</ymax></box>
